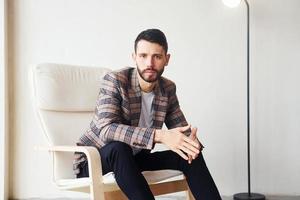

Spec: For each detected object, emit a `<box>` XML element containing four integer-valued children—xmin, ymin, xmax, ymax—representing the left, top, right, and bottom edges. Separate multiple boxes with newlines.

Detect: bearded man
<box><xmin>74</xmin><ymin>29</ymin><xmax>222</xmax><ymax>200</ymax></box>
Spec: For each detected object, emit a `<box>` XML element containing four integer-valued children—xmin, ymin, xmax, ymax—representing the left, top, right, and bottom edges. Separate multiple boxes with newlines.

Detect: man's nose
<box><xmin>146</xmin><ymin>57</ymin><xmax>154</xmax><ymax>67</ymax></box>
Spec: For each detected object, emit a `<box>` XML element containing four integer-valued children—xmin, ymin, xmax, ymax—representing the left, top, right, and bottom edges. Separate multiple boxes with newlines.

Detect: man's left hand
<box><xmin>188</xmin><ymin>127</ymin><xmax>203</xmax><ymax>164</ymax></box>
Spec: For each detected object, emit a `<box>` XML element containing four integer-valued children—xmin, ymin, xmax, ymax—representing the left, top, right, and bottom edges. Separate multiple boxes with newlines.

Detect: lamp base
<box><xmin>234</xmin><ymin>193</ymin><xmax>266</xmax><ymax>200</ymax></box>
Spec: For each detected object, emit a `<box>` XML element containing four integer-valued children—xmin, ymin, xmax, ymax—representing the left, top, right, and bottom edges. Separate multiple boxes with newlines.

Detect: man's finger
<box><xmin>182</xmin><ymin>142</ymin><xmax>200</xmax><ymax>155</ymax></box>
<box><xmin>183</xmin><ymin>136</ymin><xmax>200</xmax><ymax>149</ymax></box>
<box><xmin>188</xmin><ymin>154</ymin><xmax>192</xmax><ymax>164</ymax></box>
<box><xmin>190</xmin><ymin>127</ymin><xmax>205</xmax><ymax>151</ymax></box>
<box><xmin>179</xmin><ymin>145</ymin><xmax>198</xmax><ymax>158</ymax></box>
<box><xmin>174</xmin><ymin>149</ymin><xmax>188</xmax><ymax>160</ymax></box>
<box><xmin>191</xmin><ymin>127</ymin><xmax>197</xmax><ymax>138</ymax></box>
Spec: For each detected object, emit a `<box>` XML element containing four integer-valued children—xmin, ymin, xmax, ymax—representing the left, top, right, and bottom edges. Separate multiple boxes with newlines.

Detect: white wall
<box><xmin>0</xmin><ymin>0</ymin><xmax>8</xmax><ymax>199</ymax></box>
<box><xmin>7</xmin><ymin>0</ymin><xmax>300</xmax><ymax>198</ymax></box>
<box><xmin>251</xmin><ymin>0</ymin><xmax>300</xmax><ymax>195</ymax></box>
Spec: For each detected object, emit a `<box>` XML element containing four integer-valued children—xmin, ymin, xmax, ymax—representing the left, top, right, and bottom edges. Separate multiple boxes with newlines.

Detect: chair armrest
<box><xmin>35</xmin><ymin>145</ymin><xmax>103</xmax><ymax>184</ymax></box>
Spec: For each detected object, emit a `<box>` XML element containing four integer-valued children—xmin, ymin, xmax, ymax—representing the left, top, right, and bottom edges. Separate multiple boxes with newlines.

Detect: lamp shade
<box><xmin>222</xmin><ymin>0</ymin><xmax>241</xmax><ymax>7</ymax></box>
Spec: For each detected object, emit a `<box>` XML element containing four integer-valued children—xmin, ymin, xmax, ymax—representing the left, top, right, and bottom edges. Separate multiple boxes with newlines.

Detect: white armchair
<box><xmin>31</xmin><ymin>63</ymin><xmax>194</xmax><ymax>200</ymax></box>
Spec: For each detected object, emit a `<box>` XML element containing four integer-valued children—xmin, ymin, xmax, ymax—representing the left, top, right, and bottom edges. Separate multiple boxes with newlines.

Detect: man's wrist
<box><xmin>154</xmin><ymin>129</ymin><xmax>164</xmax><ymax>143</ymax></box>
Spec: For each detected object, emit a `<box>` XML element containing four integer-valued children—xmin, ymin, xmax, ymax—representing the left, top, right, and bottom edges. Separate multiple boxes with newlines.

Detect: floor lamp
<box><xmin>222</xmin><ymin>0</ymin><xmax>266</xmax><ymax>199</ymax></box>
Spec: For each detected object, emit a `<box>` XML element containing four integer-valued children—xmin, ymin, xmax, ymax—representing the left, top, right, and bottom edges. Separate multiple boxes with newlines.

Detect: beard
<box><xmin>137</xmin><ymin>65</ymin><xmax>164</xmax><ymax>83</ymax></box>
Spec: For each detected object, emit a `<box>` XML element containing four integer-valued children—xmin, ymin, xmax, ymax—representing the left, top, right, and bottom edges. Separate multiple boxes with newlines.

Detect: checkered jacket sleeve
<box><xmin>165</xmin><ymin>85</ymin><xmax>190</xmax><ymax>136</ymax></box>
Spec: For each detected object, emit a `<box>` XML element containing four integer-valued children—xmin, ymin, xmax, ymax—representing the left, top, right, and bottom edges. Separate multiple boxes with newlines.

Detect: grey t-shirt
<box><xmin>132</xmin><ymin>91</ymin><xmax>155</xmax><ymax>155</ymax></box>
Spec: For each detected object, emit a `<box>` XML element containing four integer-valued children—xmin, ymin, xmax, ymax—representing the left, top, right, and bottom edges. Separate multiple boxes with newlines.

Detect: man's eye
<box><xmin>139</xmin><ymin>54</ymin><xmax>147</xmax><ymax>58</ymax></box>
<box><xmin>155</xmin><ymin>55</ymin><xmax>162</xmax><ymax>59</ymax></box>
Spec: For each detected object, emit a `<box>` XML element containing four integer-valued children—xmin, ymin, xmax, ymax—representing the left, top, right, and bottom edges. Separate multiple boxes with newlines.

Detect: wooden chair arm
<box><xmin>35</xmin><ymin>145</ymin><xmax>103</xmax><ymax>185</ymax></box>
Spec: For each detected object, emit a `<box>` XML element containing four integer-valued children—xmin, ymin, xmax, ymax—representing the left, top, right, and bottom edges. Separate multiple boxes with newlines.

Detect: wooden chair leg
<box><xmin>186</xmin><ymin>187</ymin><xmax>195</xmax><ymax>200</ymax></box>
<box><xmin>90</xmin><ymin>184</ymin><xmax>105</xmax><ymax>200</ymax></box>
<box><xmin>104</xmin><ymin>190</ymin><xmax>127</xmax><ymax>200</ymax></box>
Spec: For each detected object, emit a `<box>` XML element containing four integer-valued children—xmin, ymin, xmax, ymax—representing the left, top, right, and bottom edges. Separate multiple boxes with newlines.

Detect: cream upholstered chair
<box><xmin>31</xmin><ymin>63</ymin><xmax>195</xmax><ymax>200</ymax></box>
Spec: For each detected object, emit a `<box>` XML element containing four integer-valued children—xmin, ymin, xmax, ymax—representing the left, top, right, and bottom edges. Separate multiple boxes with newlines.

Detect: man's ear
<box><xmin>132</xmin><ymin>52</ymin><xmax>136</xmax><ymax>61</ymax></box>
<box><xmin>165</xmin><ymin>54</ymin><xmax>171</xmax><ymax>66</ymax></box>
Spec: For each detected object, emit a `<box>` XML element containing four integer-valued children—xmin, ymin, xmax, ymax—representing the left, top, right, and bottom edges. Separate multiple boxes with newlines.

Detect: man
<box><xmin>74</xmin><ymin>29</ymin><xmax>222</xmax><ymax>200</ymax></box>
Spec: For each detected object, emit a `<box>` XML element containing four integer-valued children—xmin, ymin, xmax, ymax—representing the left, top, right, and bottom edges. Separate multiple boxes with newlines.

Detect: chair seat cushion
<box><xmin>56</xmin><ymin>169</ymin><xmax>184</xmax><ymax>188</ymax></box>
<box><xmin>103</xmin><ymin>169</ymin><xmax>183</xmax><ymax>184</ymax></box>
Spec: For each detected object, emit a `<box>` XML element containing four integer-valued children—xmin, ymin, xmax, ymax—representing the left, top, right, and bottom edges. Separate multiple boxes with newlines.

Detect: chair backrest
<box><xmin>31</xmin><ymin>63</ymin><xmax>111</xmax><ymax>180</ymax></box>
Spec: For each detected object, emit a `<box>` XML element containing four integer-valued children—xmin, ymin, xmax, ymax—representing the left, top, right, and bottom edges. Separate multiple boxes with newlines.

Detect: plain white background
<box><xmin>4</xmin><ymin>0</ymin><xmax>300</xmax><ymax>199</ymax></box>
<box><xmin>1</xmin><ymin>0</ymin><xmax>8</xmax><ymax>199</ymax></box>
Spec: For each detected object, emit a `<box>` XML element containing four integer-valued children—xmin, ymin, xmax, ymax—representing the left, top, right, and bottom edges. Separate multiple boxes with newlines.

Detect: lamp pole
<box><xmin>222</xmin><ymin>0</ymin><xmax>266</xmax><ymax>199</ymax></box>
<box><xmin>246</xmin><ymin>0</ymin><xmax>251</xmax><ymax>196</ymax></box>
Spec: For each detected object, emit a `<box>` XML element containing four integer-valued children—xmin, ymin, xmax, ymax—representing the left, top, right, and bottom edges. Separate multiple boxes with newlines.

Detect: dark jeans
<box><xmin>77</xmin><ymin>141</ymin><xmax>222</xmax><ymax>200</ymax></box>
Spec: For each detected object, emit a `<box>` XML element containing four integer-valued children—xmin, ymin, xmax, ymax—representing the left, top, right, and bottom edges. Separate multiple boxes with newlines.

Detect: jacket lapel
<box><xmin>129</xmin><ymin>69</ymin><xmax>142</xmax><ymax>126</ymax></box>
<box><xmin>152</xmin><ymin>80</ymin><xmax>168</xmax><ymax>129</ymax></box>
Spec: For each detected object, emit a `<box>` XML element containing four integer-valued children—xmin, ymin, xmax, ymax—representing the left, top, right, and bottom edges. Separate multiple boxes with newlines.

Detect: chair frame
<box><xmin>37</xmin><ymin>145</ymin><xmax>194</xmax><ymax>200</ymax></box>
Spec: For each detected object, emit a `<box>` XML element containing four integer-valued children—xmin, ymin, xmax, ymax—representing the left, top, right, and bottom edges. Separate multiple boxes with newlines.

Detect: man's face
<box><xmin>133</xmin><ymin>40</ymin><xmax>170</xmax><ymax>83</ymax></box>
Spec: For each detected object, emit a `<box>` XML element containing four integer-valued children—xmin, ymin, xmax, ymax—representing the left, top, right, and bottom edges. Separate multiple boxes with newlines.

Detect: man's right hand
<box><xmin>154</xmin><ymin>125</ymin><xmax>200</xmax><ymax>160</ymax></box>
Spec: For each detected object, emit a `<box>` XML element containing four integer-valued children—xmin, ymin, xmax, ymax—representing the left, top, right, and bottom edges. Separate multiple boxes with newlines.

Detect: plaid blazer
<box><xmin>74</xmin><ymin>67</ymin><xmax>188</xmax><ymax>175</ymax></box>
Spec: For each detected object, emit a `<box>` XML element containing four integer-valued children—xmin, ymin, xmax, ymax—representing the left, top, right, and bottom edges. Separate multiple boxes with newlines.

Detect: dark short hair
<box><xmin>134</xmin><ymin>29</ymin><xmax>168</xmax><ymax>54</ymax></box>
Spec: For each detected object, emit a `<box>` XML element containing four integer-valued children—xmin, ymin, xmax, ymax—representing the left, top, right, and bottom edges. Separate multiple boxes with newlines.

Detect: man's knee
<box><xmin>111</xmin><ymin>141</ymin><xmax>132</xmax><ymax>151</ymax></box>
<box><xmin>101</xmin><ymin>141</ymin><xmax>133</xmax><ymax>159</ymax></box>
<box><xmin>177</xmin><ymin>152</ymin><xmax>207</xmax><ymax>170</ymax></box>
<box><xmin>100</xmin><ymin>142</ymin><xmax>136</xmax><ymax>174</ymax></box>
<box><xmin>191</xmin><ymin>152</ymin><xmax>207</xmax><ymax>167</ymax></box>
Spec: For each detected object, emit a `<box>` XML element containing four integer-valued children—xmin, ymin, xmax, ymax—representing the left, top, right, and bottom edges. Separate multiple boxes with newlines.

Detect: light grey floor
<box><xmin>18</xmin><ymin>196</ymin><xmax>300</xmax><ymax>200</ymax></box>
